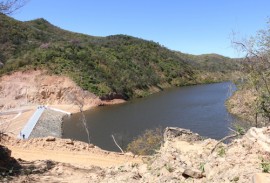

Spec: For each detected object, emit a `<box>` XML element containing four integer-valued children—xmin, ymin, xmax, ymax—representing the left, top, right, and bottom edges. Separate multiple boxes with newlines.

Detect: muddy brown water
<box><xmin>63</xmin><ymin>82</ymin><xmax>237</xmax><ymax>152</ymax></box>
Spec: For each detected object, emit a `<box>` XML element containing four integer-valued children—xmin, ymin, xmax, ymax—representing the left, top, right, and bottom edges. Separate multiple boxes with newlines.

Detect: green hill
<box><xmin>0</xmin><ymin>14</ymin><xmax>240</xmax><ymax>99</ymax></box>
<box><xmin>176</xmin><ymin>52</ymin><xmax>239</xmax><ymax>72</ymax></box>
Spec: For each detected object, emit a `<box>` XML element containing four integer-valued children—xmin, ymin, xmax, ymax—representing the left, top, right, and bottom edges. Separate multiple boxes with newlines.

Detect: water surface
<box><xmin>63</xmin><ymin>82</ymin><xmax>236</xmax><ymax>151</ymax></box>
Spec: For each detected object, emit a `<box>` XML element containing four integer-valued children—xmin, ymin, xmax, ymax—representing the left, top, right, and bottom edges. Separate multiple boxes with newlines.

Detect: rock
<box><xmin>56</xmin><ymin>90</ymin><xmax>62</xmax><ymax>99</ymax></box>
<box><xmin>0</xmin><ymin>145</ymin><xmax>21</xmax><ymax>173</ymax></box>
<box><xmin>100</xmin><ymin>92</ymin><xmax>128</xmax><ymax>100</ymax></box>
<box><xmin>138</xmin><ymin>164</ymin><xmax>147</xmax><ymax>174</ymax></box>
<box><xmin>182</xmin><ymin>168</ymin><xmax>203</xmax><ymax>179</ymax></box>
<box><xmin>252</xmin><ymin>173</ymin><xmax>270</xmax><ymax>183</ymax></box>
<box><xmin>45</xmin><ymin>136</ymin><xmax>56</xmax><ymax>141</ymax></box>
<box><xmin>160</xmin><ymin>167</ymin><xmax>170</xmax><ymax>176</ymax></box>
<box><xmin>125</xmin><ymin>152</ymin><xmax>134</xmax><ymax>156</ymax></box>
<box><xmin>88</xmin><ymin>144</ymin><xmax>95</xmax><ymax>148</ymax></box>
<box><xmin>65</xmin><ymin>139</ymin><xmax>74</xmax><ymax>145</ymax></box>
<box><xmin>245</xmin><ymin>127</ymin><xmax>270</xmax><ymax>153</ymax></box>
<box><xmin>132</xmin><ymin>172</ymin><xmax>142</xmax><ymax>180</ymax></box>
<box><xmin>164</xmin><ymin>127</ymin><xmax>202</xmax><ymax>142</ymax></box>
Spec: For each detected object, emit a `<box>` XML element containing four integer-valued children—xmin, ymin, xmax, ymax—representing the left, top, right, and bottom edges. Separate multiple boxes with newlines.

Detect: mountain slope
<box><xmin>0</xmin><ymin>14</ymin><xmax>240</xmax><ymax>99</ymax></box>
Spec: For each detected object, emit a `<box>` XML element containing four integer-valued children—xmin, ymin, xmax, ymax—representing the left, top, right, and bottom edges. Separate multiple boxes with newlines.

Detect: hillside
<box><xmin>0</xmin><ymin>14</ymin><xmax>240</xmax><ymax>99</ymax></box>
<box><xmin>177</xmin><ymin>53</ymin><xmax>239</xmax><ymax>72</ymax></box>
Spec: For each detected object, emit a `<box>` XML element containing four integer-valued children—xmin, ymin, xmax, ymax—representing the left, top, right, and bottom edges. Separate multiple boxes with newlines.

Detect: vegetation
<box><xmin>217</xmin><ymin>146</ymin><xmax>226</xmax><ymax>157</ymax></box>
<box><xmin>233</xmin><ymin>20</ymin><xmax>270</xmax><ymax>126</ymax></box>
<box><xmin>260</xmin><ymin>157</ymin><xmax>270</xmax><ymax>173</ymax></box>
<box><xmin>0</xmin><ymin>0</ymin><xmax>26</xmax><ymax>14</ymax></box>
<box><xmin>177</xmin><ymin>52</ymin><xmax>239</xmax><ymax>73</ymax></box>
<box><xmin>126</xmin><ymin>127</ymin><xmax>163</xmax><ymax>155</ymax></box>
<box><xmin>0</xmin><ymin>14</ymin><xmax>240</xmax><ymax>99</ymax></box>
<box><xmin>199</xmin><ymin>162</ymin><xmax>205</xmax><ymax>173</ymax></box>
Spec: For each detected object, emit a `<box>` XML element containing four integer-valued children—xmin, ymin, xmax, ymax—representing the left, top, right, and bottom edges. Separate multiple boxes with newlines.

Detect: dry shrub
<box><xmin>126</xmin><ymin>127</ymin><xmax>163</xmax><ymax>155</ymax></box>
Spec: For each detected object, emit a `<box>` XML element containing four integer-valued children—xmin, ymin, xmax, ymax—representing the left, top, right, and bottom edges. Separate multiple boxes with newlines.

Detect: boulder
<box><xmin>252</xmin><ymin>173</ymin><xmax>270</xmax><ymax>183</ymax></box>
<box><xmin>65</xmin><ymin>139</ymin><xmax>74</xmax><ymax>145</ymax></box>
<box><xmin>45</xmin><ymin>136</ymin><xmax>56</xmax><ymax>141</ymax></box>
<box><xmin>163</xmin><ymin>127</ymin><xmax>202</xmax><ymax>142</ymax></box>
<box><xmin>182</xmin><ymin>168</ymin><xmax>204</xmax><ymax>179</ymax></box>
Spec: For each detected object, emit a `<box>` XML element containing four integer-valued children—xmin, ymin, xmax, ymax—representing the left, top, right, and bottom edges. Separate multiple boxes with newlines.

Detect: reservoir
<box><xmin>63</xmin><ymin>82</ymin><xmax>236</xmax><ymax>152</ymax></box>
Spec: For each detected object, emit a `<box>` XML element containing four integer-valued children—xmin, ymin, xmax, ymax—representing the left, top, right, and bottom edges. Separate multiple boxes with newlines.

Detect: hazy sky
<box><xmin>11</xmin><ymin>0</ymin><xmax>270</xmax><ymax>58</ymax></box>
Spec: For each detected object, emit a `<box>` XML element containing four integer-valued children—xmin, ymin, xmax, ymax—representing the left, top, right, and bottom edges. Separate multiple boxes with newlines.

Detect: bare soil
<box><xmin>0</xmin><ymin>70</ymin><xmax>125</xmax><ymax>137</ymax></box>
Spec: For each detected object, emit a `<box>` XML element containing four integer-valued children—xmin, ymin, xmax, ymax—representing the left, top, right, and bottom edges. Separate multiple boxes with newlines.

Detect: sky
<box><xmin>11</xmin><ymin>0</ymin><xmax>270</xmax><ymax>58</ymax></box>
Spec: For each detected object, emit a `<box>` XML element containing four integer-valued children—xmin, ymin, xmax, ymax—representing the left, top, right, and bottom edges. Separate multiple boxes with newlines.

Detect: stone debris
<box><xmin>183</xmin><ymin>168</ymin><xmax>204</xmax><ymax>178</ymax></box>
<box><xmin>2</xmin><ymin>126</ymin><xmax>270</xmax><ymax>182</ymax></box>
<box><xmin>45</xmin><ymin>136</ymin><xmax>56</xmax><ymax>142</ymax></box>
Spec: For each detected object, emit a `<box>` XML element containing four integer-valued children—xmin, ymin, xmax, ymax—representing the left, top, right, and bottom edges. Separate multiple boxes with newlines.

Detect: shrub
<box><xmin>261</xmin><ymin>159</ymin><xmax>270</xmax><ymax>173</ymax></box>
<box><xmin>126</xmin><ymin>127</ymin><xmax>163</xmax><ymax>155</ymax></box>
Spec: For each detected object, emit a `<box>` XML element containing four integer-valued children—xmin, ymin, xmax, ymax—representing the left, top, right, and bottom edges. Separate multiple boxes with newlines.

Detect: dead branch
<box><xmin>210</xmin><ymin>134</ymin><xmax>238</xmax><ymax>154</ymax></box>
<box><xmin>80</xmin><ymin>111</ymin><xmax>90</xmax><ymax>144</ymax></box>
<box><xmin>210</xmin><ymin>127</ymin><xmax>240</xmax><ymax>154</ymax></box>
<box><xmin>66</xmin><ymin>90</ymin><xmax>91</xmax><ymax>144</ymax></box>
<box><xmin>111</xmin><ymin>134</ymin><xmax>124</xmax><ymax>153</ymax></box>
<box><xmin>0</xmin><ymin>0</ymin><xmax>27</xmax><ymax>14</ymax></box>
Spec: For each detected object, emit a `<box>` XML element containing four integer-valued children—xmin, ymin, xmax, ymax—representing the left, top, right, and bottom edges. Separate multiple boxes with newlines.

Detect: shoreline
<box><xmin>0</xmin><ymin>99</ymin><xmax>126</xmax><ymax>140</ymax></box>
<box><xmin>2</xmin><ymin>81</ymin><xmax>240</xmax><ymax>141</ymax></box>
<box><xmin>28</xmin><ymin>99</ymin><xmax>127</xmax><ymax>139</ymax></box>
<box><xmin>226</xmin><ymin>88</ymin><xmax>269</xmax><ymax>127</ymax></box>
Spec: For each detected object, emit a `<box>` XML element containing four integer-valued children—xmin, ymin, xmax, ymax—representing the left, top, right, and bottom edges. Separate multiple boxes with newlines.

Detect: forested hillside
<box><xmin>0</xmin><ymin>14</ymin><xmax>240</xmax><ymax>99</ymax></box>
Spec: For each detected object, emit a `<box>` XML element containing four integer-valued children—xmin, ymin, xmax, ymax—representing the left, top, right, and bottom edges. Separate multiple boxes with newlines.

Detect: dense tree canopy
<box><xmin>0</xmin><ymin>14</ymin><xmax>240</xmax><ymax>98</ymax></box>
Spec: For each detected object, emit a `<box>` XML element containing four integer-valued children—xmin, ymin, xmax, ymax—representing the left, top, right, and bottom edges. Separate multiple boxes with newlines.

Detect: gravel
<box><xmin>29</xmin><ymin>109</ymin><xmax>67</xmax><ymax>138</ymax></box>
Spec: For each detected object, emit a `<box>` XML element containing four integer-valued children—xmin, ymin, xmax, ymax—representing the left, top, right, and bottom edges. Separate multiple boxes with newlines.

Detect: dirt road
<box><xmin>3</xmin><ymin>136</ymin><xmax>142</xmax><ymax>168</ymax></box>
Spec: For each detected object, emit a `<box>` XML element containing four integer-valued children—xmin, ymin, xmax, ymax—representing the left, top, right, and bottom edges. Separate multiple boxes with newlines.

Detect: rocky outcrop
<box><xmin>2</xmin><ymin>126</ymin><xmax>270</xmax><ymax>182</ymax></box>
<box><xmin>85</xmin><ymin>126</ymin><xmax>269</xmax><ymax>182</ymax></box>
<box><xmin>0</xmin><ymin>145</ymin><xmax>21</xmax><ymax>175</ymax></box>
<box><xmin>164</xmin><ymin>127</ymin><xmax>202</xmax><ymax>141</ymax></box>
<box><xmin>100</xmin><ymin>92</ymin><xmax>128</xmax><ymax>101</ymax></box>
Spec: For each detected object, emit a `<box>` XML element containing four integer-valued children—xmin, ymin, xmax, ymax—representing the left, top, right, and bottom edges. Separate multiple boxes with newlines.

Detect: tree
<box><xmin>66</xmin><ymin>89</ymin><xmax>91</xmax><ymax>144</ymax></box>
<box><xmin>233</xmin><ymin>20</ymin><xmax>270</xmax><ymax>126</ymax></box>
<box><xmin>126</xmin><ymin>127</ymin><xmax>163</xmax><ymax>155</ymax></box>
<box><xmin>0</xmin><ymin>0</ymin><xmax>27</xmax><ymax>14</ymax></box>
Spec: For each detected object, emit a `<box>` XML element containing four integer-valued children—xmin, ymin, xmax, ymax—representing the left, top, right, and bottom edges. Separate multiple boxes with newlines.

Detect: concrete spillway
<box><xmin>18</xmin><ymin>107</ymin><xmax>45</xmax><ymax>139</ymax></box>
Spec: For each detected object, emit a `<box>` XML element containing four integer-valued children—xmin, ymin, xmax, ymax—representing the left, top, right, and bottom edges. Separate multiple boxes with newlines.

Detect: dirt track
<box><xmin>2</xmin><ymin>136</ymin><xmax>142</xmax><ymax>168</ymax></box>
<box><xmin>8</xmin><ymin>146</ymin><xmax>142</xmax><ymax>168</ymax></box>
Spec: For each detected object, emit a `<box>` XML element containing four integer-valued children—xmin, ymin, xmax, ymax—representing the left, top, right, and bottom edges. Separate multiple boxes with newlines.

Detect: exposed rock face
<box><xmin>100</xmin><ymin>126</ymin><xmax>270</xmax><ymax>182</ymax></box>
<box><xmin>245</xmin><ymin>127</ymin><xmax>270</xmax><ymax>153</ymax></box>
<box><xmin>0</xmin><ymin>144</ymin><xmax>21</xmax><ymax>175</ymax></box>
<box><xmin>0</xmin><ymin>70</ymin><xmax>100</xmax><ymax>110</ymax></box>
<box><xmin>100</xmin><ymin>92</ymin><xmax>128</xmax><ymax>101</ymax></box>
